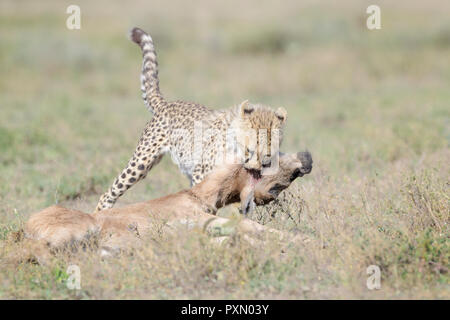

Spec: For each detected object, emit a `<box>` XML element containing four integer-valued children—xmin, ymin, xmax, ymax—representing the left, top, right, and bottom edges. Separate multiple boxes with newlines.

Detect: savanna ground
<box><xmin>0</xmin><ymin>0</ymin><xmax>448</xmax><ymax>299</ymax></box>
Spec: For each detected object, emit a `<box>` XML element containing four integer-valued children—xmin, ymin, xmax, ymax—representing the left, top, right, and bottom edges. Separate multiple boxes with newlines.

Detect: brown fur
<box><xmin>11</xmin><ymin>151</ymin><xmax>312</xmax><ymax>264</ymax></box>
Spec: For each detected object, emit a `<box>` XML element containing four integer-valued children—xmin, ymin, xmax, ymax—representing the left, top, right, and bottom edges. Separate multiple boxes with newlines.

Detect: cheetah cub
<box><xmin>95</xmin><ymin>27</ymin><xmax>287</xmax><ymax>212</ymax></box>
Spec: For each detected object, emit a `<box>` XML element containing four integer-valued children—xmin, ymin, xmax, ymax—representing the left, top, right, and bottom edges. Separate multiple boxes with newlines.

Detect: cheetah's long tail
<box><xmin>129</xmin><ymin>27</ymin><xmax>165</xmax><ymax>114</ymax></box>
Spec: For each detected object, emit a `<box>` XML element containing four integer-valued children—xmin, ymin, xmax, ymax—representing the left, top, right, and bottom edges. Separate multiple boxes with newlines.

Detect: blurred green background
<box><xmin>1</xmin><ymin>0</ymin><xmax>448</xmax><ymax>215</ymax></box>
<box><xmin>1</xmin><ymin>0</ymin><xmax>449</xmax><ymax>226</ymax></box>
<box><xmin>0</xmin><ymin>0</ymin><xmax>448</xmax><ymax>299</ymax></box>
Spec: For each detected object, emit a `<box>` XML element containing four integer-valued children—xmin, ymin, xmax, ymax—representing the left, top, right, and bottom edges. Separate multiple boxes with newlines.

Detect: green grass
<box><xmin>0</xmin><ymin>0</ymin><xmax>449</xmax><ymax>299</ymax></box>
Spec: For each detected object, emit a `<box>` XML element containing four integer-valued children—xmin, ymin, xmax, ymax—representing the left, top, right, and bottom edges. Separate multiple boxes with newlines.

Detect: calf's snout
<box><xmin>297</xmin><ymin>151</ymin><xmax>313</xmax><ymax>175</ymax></box>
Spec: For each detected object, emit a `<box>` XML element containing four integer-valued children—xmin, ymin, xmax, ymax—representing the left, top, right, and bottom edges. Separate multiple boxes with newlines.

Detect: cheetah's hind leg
<box><xmin>94</xmin><ymin>120</ymin><xmax>168</xmax><ymax>212</ymax></box>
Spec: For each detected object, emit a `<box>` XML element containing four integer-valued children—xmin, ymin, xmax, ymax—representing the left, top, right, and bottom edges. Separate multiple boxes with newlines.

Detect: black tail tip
<box><xmin>129</xmin><ymin>27</ymin><xmax>146</xmax><ymax>44</ymax></box>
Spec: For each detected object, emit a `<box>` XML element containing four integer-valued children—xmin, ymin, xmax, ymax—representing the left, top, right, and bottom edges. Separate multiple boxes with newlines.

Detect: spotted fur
<box><xmin>94</xmin><ymin>27</ymin><xmax>287</xmax><ymax>212</ymax></box>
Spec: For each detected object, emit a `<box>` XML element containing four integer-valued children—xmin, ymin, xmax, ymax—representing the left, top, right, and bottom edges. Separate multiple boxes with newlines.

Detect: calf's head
<box><xmin>253</xmin><ymin>151</ymin><xmax>312</xmax><ymax>205</ymax></box>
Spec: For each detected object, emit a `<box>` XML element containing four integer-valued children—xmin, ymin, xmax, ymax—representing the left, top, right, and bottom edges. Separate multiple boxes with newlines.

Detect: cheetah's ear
<box><xmin>275</xmin><ymin>107</ymin><xmax>287</xmax><ymax>124</ymax></box>
<box><xmin>239</xmin><ymin>100</ymin><xmax>254</xmax><ymax>117</ymax></box>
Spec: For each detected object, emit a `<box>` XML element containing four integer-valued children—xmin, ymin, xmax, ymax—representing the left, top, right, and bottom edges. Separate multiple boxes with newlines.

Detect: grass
<box><xmin>0</xmin><ymin>0</ymin><xmax>449</xmax><ymax>299</ymax></box>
